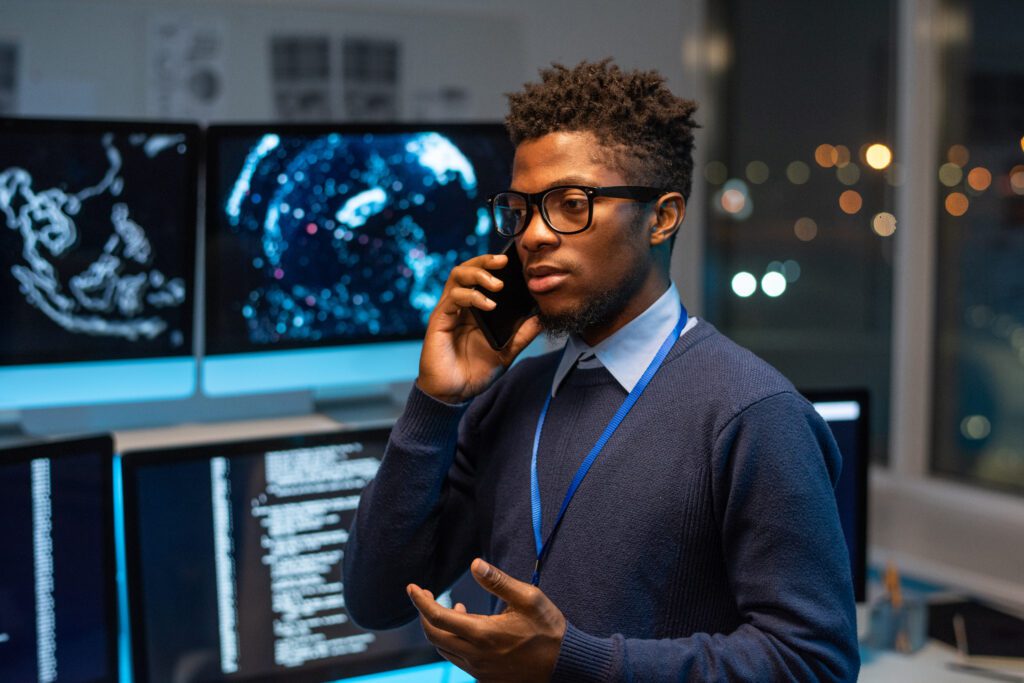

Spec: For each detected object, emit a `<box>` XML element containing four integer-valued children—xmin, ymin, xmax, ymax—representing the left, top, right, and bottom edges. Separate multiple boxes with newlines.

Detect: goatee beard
<box><xmin>538</xmin><ymin>264</ymin><xmax>648</xmax><ymax>341</ymax></box>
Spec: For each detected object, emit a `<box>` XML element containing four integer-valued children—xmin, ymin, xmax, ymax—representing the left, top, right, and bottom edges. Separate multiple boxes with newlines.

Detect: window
<box><xmin>931</xmin><ymin>0</ymin><xmax>1024</xmax><ymax>493</ymax></box>
<box><xmin>704</xmin><ymin>0</ymin><xmax>897</xmax><ymax>463</ymax></box>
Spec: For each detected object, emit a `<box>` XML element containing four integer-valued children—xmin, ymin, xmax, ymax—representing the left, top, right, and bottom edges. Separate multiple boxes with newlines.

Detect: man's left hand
<box><xmin>407</xmin><ymin>558</ymin><xmax>567</xmax><ymax>682</ymax></box>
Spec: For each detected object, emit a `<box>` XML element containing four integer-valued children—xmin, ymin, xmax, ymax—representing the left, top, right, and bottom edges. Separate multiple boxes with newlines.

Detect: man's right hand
<box><xmin>416</xmin><ymin>252</ymin><xmax>543</xmax><ymax>405</ymax></box>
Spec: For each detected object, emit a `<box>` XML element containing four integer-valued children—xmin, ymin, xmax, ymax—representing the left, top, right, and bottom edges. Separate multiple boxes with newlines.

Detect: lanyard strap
<box><xmin>529</xmin><ymin>303</ymin><xmax>688</xmax><ymax>586</ymax></box>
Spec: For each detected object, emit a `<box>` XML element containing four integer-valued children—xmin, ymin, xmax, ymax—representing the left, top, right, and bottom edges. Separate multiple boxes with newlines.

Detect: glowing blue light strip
<box><xmin>327</xmin><ymin>661</ymin><xmax>473</xmax><ymax>683</ymax></box>
<box><xmin>0</xmin><ymin>357</ymin><xmax>196</xmax><ymax>410</ymax></box>
<box><xmin>203</xmin><ymin>342</ymin><xmax>421</xmax><ymax>397</ymax></box>
<box><xmin>112</xmin><ymin>455</ymin><xmax>133</xmax><ymax>683</ymax></box>
<box><xmin>226</xmin><ymin>134</ymin><xmax>280</xmax><ymax>225</ymax></box>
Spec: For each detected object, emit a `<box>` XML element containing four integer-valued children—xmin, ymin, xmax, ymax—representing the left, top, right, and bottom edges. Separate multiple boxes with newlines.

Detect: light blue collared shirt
<box><xmin>550</xmin><ymin>282</ymin><xmax>698</xmax><ymax>396</ymax></box>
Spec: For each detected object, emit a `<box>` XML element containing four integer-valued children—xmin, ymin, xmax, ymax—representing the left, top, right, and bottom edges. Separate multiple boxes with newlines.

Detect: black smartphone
<box><xmin>470</xmin><ymin>241</ymin><xmax>538</xmax><ymax>350</ymax></box>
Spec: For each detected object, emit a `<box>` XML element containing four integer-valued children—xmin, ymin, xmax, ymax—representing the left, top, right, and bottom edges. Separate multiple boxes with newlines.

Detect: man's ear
<box><xmin>650</xmin><ymin>192</ymin><xmax>685</xmax><ymax>246</ymax></box>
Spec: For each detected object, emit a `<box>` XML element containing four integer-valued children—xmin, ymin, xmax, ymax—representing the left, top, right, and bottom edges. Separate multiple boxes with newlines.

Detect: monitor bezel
<box><xmin>0</xmin><ymin>115</ymin><xmax>201</xmax><ymax>366</ymax></box>
<box><xmin>801</xmin><ymin>388</ymin><xmax>870</xmax><ymax>603</ymax></box>
<box><xmin>121</xmin><ymin>427</ymin><xmax>443</xmax><ymax>683</ymax></box>
<box><xmin>0</xmin><ymin>433</ymin><xmax>119</xmax><ymax>683</ymax></box>
<box><xmin>203</xmin><ymin>121</ymin><xmax>514</xmax><ymax>357</ymax></box>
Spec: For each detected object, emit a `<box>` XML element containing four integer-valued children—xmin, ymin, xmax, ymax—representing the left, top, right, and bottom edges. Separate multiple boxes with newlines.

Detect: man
<box><xmin>344</xmin><ymin>60</ymin><xmax>860</xmax><ymax>681</ymax></box>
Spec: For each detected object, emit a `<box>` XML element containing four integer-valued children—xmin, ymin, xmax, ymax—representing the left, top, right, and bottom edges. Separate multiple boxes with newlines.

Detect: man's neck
<box><xmin>580</xmin><ymin>271</ymin><xmax>672</xmax><ymax>347</ymax></box>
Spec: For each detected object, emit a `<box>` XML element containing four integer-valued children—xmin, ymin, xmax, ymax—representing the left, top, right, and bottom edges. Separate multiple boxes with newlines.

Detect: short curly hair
<box><xmin>505</xmin><ymin>59</ymin><xmax>699</xmax><ymax>200</ymax></box>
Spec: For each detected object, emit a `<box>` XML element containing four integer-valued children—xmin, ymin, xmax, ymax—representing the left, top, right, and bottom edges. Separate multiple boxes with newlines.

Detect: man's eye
<box><xmin>560</xmin><ymin>197</ymin><xmax>587</xmax><ymax>212</ymax></box>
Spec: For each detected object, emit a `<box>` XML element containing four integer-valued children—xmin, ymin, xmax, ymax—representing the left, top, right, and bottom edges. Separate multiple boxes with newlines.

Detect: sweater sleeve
<box><xmin>342</xmin><ymin>384</ymin><xmax>483</xmax><ymax>630</ymax></box>
<box><xmin>550</xmin><ymin>391</ymin><xmax>860</xmax><ymax>682</ymax></box>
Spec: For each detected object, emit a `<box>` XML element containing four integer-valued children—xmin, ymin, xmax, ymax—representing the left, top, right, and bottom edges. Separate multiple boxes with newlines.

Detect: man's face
<box><xmin>511</xmin><ymin>130</ymin><xmax>653</xmax><ymax>338</ymax></box>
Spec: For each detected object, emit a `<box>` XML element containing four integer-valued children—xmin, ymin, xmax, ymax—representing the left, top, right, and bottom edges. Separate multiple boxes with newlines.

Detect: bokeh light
<box><xmin>815</xmin><ymin>144</ymin><xmax>839</xmax><ymax>168</ymax></box>
<box><xmin>1010</xmin><ymin>165</ymin><xmax>1024</xmax><ymax>195</ymax></box>
<box><xmin>966</xmin><ymin>167</ymin><xmax>992</xmax><ymax>192</ymax></box>
<box><xmin>960</xmin><ymin>415</ymin><xmax>991</xmax><ymax>440</ymax></box>
<box><xmin>721</xmin><ymin>189</ymin><xmax>746</xmax><ymax>213</ymax></box>
<box><xmin>786</xmin><ymin>161</ymin><xmax>810</xmax><ymax>185</ymax></box>
<box><xmin>746</xmin><ymin>160</ymin><xmax>770</xmax><ymax>185</ymax></box>
<box><xmin>705</xmin><ymin>161</ymin><xmax>728</xmax><ymax>185</ymax></box>
<box><xmin>872</xmin><ymin>212</ymin><xmax>897</xmax><ymax>237</ymax></box>
<box><xmin>836</xmin><ymin>163</ymin><xmax>861</xmax><ymax>186</ymax></box>
<box><xmin>794</xmin><ymin>217</ymin><xmax>818</xmax><ymax>241</ymax></box>
<box><xmin>1020</xmin><ymin>136</ymin><xmax>1024</xmax><ymax>154</ymax></box>
<box><xmin>865</xmin><ymin>143</ymin><xmax>893</xmax><ymax>170</ymax></box>
<box><xmin>839</xmin><ymin>190</ymin><xmax>863</xmax><ymax>214</ymax></box>
<box><xmin>715</xmin><ymin>178</ymin><xmax>754</xmax><ymax>220</ymax></box>
<box><xmin>945</xmin><ymin>192</ymin><xmax>969</xmax><ymax>216</ymax></box>
<box><xmin>834</xmin><ymin>145</ymin><xmax>851</xmax><ymax>168</ymax></box>
<box><xmin>939</xmin><ymin>163</ymin><xmax>963</xmax><ymax>187</ymax></box>
<box><xmin>731</xmin><ymin>272</ymin><xmax>757</xmax><ymax>298</ymax></box>
<box><xmin>947</xmin><ymin>144</ymin><xmax>969</xmax><ymax>167</ymax></box>
<box><xmin>783</xmin><ymin>259</ymin><xmax>801</xmax><ymax>282</ymax></box>
<box><xmin>761</xmin><ymin>272</ymin><xmax>787</xmax><ymax>297</ymax></box>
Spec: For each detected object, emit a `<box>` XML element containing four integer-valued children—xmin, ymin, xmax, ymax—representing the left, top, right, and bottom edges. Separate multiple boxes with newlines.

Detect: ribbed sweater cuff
<box><xmin>392</xmin><ymin>383</ymin><xmax>469</xmax><ymax>447</ymax></box>
<box><xmin>551</xmin><ymin>622</ymin><xmax>615</xmax><ymax>682</ymax></box>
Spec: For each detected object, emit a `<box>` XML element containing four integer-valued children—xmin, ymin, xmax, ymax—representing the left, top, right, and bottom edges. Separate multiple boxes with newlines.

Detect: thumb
<box><xmin>471</xmin><ymin>558</ymin><xmax>536</xmax><ymax>608</ymax></box>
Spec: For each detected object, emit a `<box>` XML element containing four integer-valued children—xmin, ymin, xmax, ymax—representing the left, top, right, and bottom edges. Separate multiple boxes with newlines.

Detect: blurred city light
<box><xmin>783</xmin><ymin>259</ymin><xmax>801</xmax><ymax>282</ymax></box>
<box><xmin>716</xmin><ymin>178</ymin><xmax>753</xmax><ymax>219</ymax></box>
<box><xmin>1010</xmin><ymin>165</ymin><xmax>1024</xmax><ymax>195</ymax></box>
<box><xmin>839</xmin><ymin>190</ymin><xmax>862</xmax><ymax>214</ymax></box>
<box><xmin>865</xmin><ymin>143</ymin><xmax>893</xmax><ymax>170</ymax></box>
<box><xmin>704</xmin><ymin>161</ymin><xmax>728</xmax><ymax>185</ymax></box>
<box><xmin>960</xmin><ymin>415</ymin><xmax>991</xmax><ymax>440</ymax></box>
<box><xmin>872</xmin><ymin>212</ymin><xmax>897</xmax><ymax>237</ymax></box>
<box><xmin>761</xmin><ymin>271</ymin><xmax>787</xmax><ymax>297</ymax></box>
<box><xmin>939</xmin><ymin>162</ymin><xmax>964</xmax><ymax>187</ymax></box>
<box><xmin>966</xmin><ymin>167</ymin><xmax>992</xmax><ymax>192</ymax></box>
<box><xmin>794</xmin><ymin>217</ymin><xmax>818</xmax><ymax>241</ymax></box>
<box><xmin>836</xmin><ymin>163</ymin><xmax>861</xmax><ymax>185</ymax></box>
<box><xmin>945</xmin><ymin>192</ymin><xmax>969</xmax><ymax>216</ymax></box>
<box><xmin>815</xmin><ymin>144</ymin><xmax>839</xmax><ymax>168</ymax></box>
<box><xmin>834</xmin><ymin>145</ymin><xmax>851</xmax><ymax>168</ymax></box>
<box><xmin>947</xmin><ymin>144</ymin><xmax>969</xmax><ymax>167</ymax></box>
<box><xmin>731</xmin><ymin>272</ymin><xmax>757</xmax><ymax>298</ymax></box>
<box><xmin>745</xmin><ymin>160</ymin><xmax>770</xmax><ymax>184</ymax></box>
<box><xmin>786</xmin><ymin>161</ymin><xmax>810</xmax><ymax>185</ymax></box>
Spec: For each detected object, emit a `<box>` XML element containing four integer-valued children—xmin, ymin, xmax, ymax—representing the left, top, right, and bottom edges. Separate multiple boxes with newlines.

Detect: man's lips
<box><xmin>525</xmin><ymin>265</ymin><xmax>570</xmax><ymax>294</ymax></box>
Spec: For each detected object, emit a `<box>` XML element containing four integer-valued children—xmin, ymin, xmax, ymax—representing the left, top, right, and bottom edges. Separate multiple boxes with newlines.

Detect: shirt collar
<box><xmin>550</xmin><ymin>282</ymin><xmax>694</xmax><ymax>396</ymax></box>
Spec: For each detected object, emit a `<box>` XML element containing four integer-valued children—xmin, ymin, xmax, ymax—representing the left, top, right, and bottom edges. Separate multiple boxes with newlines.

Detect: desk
<box><xmin>857</xmin><ymin>604</ymin><xmax>1021</xmax><ymax>682</ymax></box>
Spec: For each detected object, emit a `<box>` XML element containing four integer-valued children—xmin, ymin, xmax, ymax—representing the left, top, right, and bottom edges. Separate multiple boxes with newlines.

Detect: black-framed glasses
<box><xmin>487</xmin><ymin>185</ymin><xmax>668</xmax><ymax>237</ymax></box>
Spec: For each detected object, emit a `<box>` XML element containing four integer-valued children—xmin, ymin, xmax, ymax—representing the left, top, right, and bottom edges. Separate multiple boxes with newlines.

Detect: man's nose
<box><xmin>518</xmin><ymin>205</ymin><xmax>559</xmax><ymax>252</ymax></box>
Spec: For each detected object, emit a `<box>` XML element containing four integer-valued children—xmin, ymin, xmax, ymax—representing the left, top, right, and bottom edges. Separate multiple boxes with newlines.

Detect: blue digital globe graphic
<box><xmin>218</xmin><ymin>131</ymin><xmax>506</xmax><ymax>347</ymax></box>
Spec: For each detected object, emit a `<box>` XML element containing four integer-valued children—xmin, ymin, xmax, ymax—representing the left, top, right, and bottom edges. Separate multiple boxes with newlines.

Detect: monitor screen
<box><xmin>0</xmin><ymin>118</ymin><xmax>199</xmax><ymax>409</ymax></box>
<box><xmin>806</xmin><ymin>389</ymin><xmax>870</xmax><ymax>602</ymax></box>
<box><xmin>0</xmin><ymin>434</ymin><xmax>118</xmax><ymax>683</ymax></box>
<box><xmin>122</xmin><ymin>429</ymin><xmax>459</xmax><ymax>683</ymax></box>
<box><xmin>203</xmin><ymin>124</ymin><xmax>513</xmax><ymax>396</ymax></box>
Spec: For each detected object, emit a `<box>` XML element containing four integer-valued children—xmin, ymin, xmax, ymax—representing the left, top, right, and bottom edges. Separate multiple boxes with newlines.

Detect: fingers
<box><xmin>470</xmin><ymin>558</ymin><xmax>545</xmax><ymax>612</ymax></box>
<box><xmin>500</xmin><ymin>315</ymin><xmax>543</xmax><ymax>362</ymax></box>
<box><xmin>407</xmin><ymin>584</ymin><xmax>484</xmax><ymax>638</ymax></box>
<box><xmin>447</xmin><ymin>255</ymin><xmax>508</xmax><ymax>293</ymax></box>
<box><xmin>454</xmin><ymin>602</ymin><xmax>468</xmax><ymax>614</ymax></box>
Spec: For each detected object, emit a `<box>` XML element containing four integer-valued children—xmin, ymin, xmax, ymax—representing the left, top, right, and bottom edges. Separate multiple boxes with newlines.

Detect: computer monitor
<box><xmin>0</xmin><ymin>434</ymin><xmax>118</xmax><ymax>682</ymax></box>
<box><xmin>203</xmin><ymin>124</ymin><xmax>514</xmax><ymax>396</ymax></box>
<box><xmin>0</xmin><ymin>117</ymin><xmax>198</xmax><ymax>409</ymax></box>
<box><xmin>804</xmin><ymin>389</ymin><xmax>870</xmax><ymax>602</ymax></box>
<box><xmin>0</xmin><ymin>117</ymin><xmax>199</xmax><ymax>410</ymax></box>
<box><xmin>121</xmin><ymin>428</ymin><xmax>469</xmax><ymax>683</ymax></box>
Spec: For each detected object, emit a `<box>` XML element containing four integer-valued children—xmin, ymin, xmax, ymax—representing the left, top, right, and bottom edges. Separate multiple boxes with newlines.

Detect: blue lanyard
<box><xmin>529</xmin><ymin>303</ymin><xmax>688</xmax><ymax>586</ymax></box>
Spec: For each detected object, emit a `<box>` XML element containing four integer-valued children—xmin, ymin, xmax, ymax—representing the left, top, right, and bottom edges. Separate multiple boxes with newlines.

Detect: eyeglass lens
<box><xmin>492</xmin><ymin>187</ymin><xmax>591</xmax><ymax>236</ymax></box>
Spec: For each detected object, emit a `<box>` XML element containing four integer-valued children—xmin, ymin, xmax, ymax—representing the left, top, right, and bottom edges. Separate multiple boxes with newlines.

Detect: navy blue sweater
<box><xmin>344</xmin><ymin>322</ymin><xmax>860</xmax><ymax>681</ymax></box>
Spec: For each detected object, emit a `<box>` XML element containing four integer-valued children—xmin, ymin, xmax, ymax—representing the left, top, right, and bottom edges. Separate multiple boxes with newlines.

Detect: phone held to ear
<box><xmin>470</xmin><ymin>241</ymin><xmax>538</xmax><ymax>350</ymax></box>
